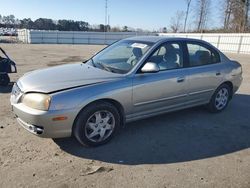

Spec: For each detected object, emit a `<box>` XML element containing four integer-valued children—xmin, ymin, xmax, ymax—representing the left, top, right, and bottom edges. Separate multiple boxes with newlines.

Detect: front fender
<box><xmin>49</xmin><ymin>77</ymin><xmax>133</xmax><ymax>116</ymax></box>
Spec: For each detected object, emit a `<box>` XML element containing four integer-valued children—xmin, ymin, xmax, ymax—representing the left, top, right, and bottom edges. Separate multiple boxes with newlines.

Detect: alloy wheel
<box><xmin>215</xmin><ymin>88</ymin><xmax>229</xmax><ymax>110</ymax></box>
<box><xmin>84</xmin><ymin>110</ymin><xmax>115</xmax><ymax>143</ymax></box>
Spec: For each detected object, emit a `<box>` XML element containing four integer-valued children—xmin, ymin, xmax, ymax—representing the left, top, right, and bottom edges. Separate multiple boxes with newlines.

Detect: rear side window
<box><xmin>187</xmin><ymin>43</ymin><xmax>220</xmax><ymax>67</ymax></box>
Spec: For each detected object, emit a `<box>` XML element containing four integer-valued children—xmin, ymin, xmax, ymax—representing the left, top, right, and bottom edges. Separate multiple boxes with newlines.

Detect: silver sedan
<box><xmin>10</xmin><ymin>36</ymin><xmax>243</xmax><ymax>146</ymax></box>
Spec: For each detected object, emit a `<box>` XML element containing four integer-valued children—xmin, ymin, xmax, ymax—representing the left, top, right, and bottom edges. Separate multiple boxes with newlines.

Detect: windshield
<box><xmin>87</xmin><ymin>40</ymin><xmax>153</xmax><ymax>74</ymax></box>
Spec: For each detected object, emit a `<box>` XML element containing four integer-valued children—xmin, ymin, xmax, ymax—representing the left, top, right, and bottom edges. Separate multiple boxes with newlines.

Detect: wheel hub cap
<box><xmin>85</xmin><ymin>110</ymin><xmax>115</xmax><ymax>142</ymax></box>
<box><xmin>215</xmin><ymin>88</ymin><xmax>229</xmax><ymax>110</ymax></box>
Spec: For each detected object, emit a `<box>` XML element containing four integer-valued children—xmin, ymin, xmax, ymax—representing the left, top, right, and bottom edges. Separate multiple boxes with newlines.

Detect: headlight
<box><xmin>22</xmin><ymin>93</ymin><xmax>51</xmax><ymax>111</ymax></box>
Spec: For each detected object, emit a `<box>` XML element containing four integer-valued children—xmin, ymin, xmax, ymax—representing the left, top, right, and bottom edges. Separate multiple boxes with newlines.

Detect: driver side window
<box><xmin>148</xmin><ymin>42</ymin><xmax>183</xmax><ymax>71</ymax></box>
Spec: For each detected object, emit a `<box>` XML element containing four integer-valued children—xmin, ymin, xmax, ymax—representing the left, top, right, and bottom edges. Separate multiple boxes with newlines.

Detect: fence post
<box><xmin>41</xmin><ymin>31</ymin><xmax>44</xmax><ymax>44</ymax></box>
<box><xmin>26</xmin><ymin>29</ymin><xmax>29</xmax><ymax>43</ymax></box>
<box><xmin>27</xmin><ymin>29</ymin><xmax>30</xmax><ymax>44</ymax></box>
<box><xmin>217</xmin><ymin>35</ymin><xmax>221</xmax><ymax>49</ymax></box>
<box><xmin>238</xmin><ymin>35</ymin><xmax>243</xmax><ymax>54</ymax></box>
<box><xmin>104</xmin><ymin>32</ymin><xmax>107</xmax><ymax>45</ymax></box>
<box><xmin>25</xmin><ymin>29</ymin><xmax>27</xmax><ymax>43</ymax></box>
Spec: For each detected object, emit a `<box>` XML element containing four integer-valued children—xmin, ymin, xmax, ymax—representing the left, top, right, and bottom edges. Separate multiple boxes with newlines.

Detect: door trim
<box><xmin>189</xmin><ymin>88</ymin><xmax>214</xmax><ymax>96</ymax></box>
<box><xmin>134</xmin><ymin>93</ymin><xmax>188</xmax><ymax>106</ymax></box>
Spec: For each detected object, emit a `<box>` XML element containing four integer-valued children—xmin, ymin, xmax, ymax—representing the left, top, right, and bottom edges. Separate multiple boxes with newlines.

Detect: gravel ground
<box><xmin>0</xmin><ymin>44</ymin><xmax>249</xmax><ymax>188</ymax></box>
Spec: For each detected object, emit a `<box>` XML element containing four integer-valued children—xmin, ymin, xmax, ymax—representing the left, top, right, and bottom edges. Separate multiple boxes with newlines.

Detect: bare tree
<box><xmin>170</xmin><ymin>11</ymin><xmax>185</xmax><ymax>33</ymax></box>
<box><xmin>195</xmin><ymin>0</ymin><xmax>211</xmax><ymax>32</ymax></box>
<box><xmin>184</xmin><ymin>0</ymin><xmax>192</xmax><ymax>32</ymax></box>
<box><xmin>223</xmin><ymin>0</ymin><xmax>233</xmax><ymax>30</ymax></box>
<box><xmin>231</xmin><ymin>0</ymin><xmax>247</xmax><ymax>32</ymax></box>
<box><xmin>244</xmin><ymin>0</ymin><xmax>249</xmax><ymax>31</ymax></box>
<box><xmin>222</xmin><ymin>0</ymin><xmax>249</xmax><ymax>32</ymax></box>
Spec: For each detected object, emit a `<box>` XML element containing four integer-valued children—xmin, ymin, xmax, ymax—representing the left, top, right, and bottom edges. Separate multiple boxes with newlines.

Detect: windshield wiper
<box><xmin>96</xmin><ymin>62</ymin><xmax>115</xmax><ymax>73</ymax></box>
<box><xmin>87</xmin><ymin>58</ymin><xmax>96</xmax><ymax>67</ymax></box>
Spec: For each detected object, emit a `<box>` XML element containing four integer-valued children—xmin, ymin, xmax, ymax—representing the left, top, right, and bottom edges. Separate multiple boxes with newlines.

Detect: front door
<box><xmin>131</xmin><ymin>42</ymin><xmax>189</xmax><ymax>118</ymax></box>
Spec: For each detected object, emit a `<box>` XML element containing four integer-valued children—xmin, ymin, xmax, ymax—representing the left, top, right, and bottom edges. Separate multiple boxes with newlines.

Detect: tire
<box><xmin>73</xmin><ymin>101</ymin><xmax>121</xmax><ymax>147</ymax></box>
<box><xmin>207</xmin><ymin>84</ymin><xmax>231</xmax><ymax>113</ymax></box>
<box><xmin>0</xmin><ymin>74</ymin><xmax>10</xmax><ymax>86</ymax></box>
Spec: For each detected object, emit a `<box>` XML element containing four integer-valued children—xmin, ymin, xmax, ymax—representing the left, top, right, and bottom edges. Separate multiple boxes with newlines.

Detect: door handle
<box><xmin>216</xmin><ymin>72</ymin><xmax>221</xmax><ymax>76</ymax></box>
<box><xmin>177</xmin><ymin>77</ymin><xmax>185</xmax><ymax>83</ymax></box>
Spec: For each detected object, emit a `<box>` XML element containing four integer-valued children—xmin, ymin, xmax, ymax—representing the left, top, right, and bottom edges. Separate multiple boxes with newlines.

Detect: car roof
<box><xmin>125</xmin><ymin>36</ymin><xmax>211</xmax><ymax>45</ymax></box>
<box><xmin>126</xmin><ymin>36</ymin><xmax>167</xmax><ymax>43</ymax></box>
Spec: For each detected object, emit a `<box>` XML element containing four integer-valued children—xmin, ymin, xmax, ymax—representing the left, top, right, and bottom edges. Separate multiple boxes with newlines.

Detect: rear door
<box><xmin>185</xmin><ymin>41</ymin><xmax>224</xmax><ymax>104</ymax></box>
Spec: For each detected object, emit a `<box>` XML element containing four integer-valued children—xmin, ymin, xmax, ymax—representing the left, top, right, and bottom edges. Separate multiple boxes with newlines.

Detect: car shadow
<box><xmin>0</xmin><ymin>82</ymin><xmax>14</xmax><ymax>93</ymax></box>
<box><xmin>54</xmin><ymin>94</ymin><xmax>250</xmax><ymax>165</ymax></box>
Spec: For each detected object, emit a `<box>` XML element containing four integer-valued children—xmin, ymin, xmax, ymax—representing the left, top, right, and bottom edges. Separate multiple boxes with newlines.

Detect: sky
<box><xmin>0</xmin><ymin>0</ymin><xmax>221</xmax><ymax>31</ymax></box>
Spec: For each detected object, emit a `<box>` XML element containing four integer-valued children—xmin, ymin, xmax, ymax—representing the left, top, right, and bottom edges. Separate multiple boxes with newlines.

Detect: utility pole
<box><xmin>108</xmin><ymin>15</ymin><xmax>110</xmax><ymax>32</ymax></box>
<box><xmin>184</xmin><ymin>0</ymin><xmax>192</xmax><ymax>33</ymax></box>
<box><xmin>105</xmin><ymin>0</ymin><xmax>108</xmax><ymax>32</ymax></box>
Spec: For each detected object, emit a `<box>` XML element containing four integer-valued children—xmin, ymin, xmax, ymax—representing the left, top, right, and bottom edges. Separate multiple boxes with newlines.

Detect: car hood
<box><xmin>17</xmin><ymin>63</ymin><xmax>123</xmax><ymax>93</ymax></box>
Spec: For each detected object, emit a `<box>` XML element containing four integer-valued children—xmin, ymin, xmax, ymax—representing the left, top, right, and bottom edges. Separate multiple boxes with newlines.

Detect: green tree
<box><xmin>122</xmin><ymin>26</ymin><xmax>128</xmax><ymax>32</ymax></box>
<box><xmin>20</xmin><ymin>18</ymin><xmax>34</xmax><ymax>29</ymax></box>
<box><xmin>162</xmin><ymin>27</ymin><xmax>167</xmax><ymax>33</ymax></box>
<box><xmin>99</xmin><ymin>24</ymin><xmax>105</xmax><ymax>32</ymax></box>
<box><xmin>34</xmin><ymin>18</ymin><xmax>56</xmax><ymax>30</ymax></box>
<box><xmin>77</xmin><ymin>21</ymin><xmax>89</xmax><ymax>31</ymax></box>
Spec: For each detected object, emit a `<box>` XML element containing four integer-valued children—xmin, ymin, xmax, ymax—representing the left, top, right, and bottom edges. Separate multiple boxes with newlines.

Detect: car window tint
<box><xmin>100</xmin><ymin>45</ymin><xmax>133</xmax><ymax>59</ymax></box>
<box><xmin>187</xmin><ymin>43</ymin><xmax>220</xmax><ymax>67</ymax></box>
<box><xmin>91</xmin><ymin>40</ymin><xmax>153</xmax><ymax>74</ymax></box>
<box><xmin>148</xmin><ymin>42</ymin><xmax>183</xmax><ymax>71</ymax></box>
<box><xmin>99</xmin><ymin>43</ymin><xmax>151</xmax><ymax>61</ymax></box>
<box><xmin>156</xmin><ymin>46</ymin><xmax>166</xmax><ymax>56</ymax></box>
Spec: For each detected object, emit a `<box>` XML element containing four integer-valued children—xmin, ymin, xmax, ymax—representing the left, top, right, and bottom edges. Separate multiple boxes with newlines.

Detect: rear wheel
<box><xmin>73</xmin><ymin>102</ymin><xmax>121</xmax><ymax>147</ymax></box>
<box><xmin>207</xmin><ymin>84</ymin><xmax>231</xmax><ymax>113</ymax></box>
<box><xmin>0</xmin><ymin>74</ymin><xmax>10</xmax><ymax>86</ymax></box>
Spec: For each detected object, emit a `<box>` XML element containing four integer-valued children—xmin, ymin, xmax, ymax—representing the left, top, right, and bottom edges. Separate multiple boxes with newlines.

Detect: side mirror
<box><xmin>141</xmin><ymin>62</ymin><xmax>160</xmax><ymax>73</ymax></box>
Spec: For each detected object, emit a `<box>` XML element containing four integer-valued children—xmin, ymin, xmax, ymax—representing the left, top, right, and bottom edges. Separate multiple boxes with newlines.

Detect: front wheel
<box><xmin>73</xmin><ymin>102</ymin><xmax>121</xmax><ymax>147</ymax></box>
<box><xmin>207</xmin><ymin>84</ymin><xmax>231</xmax><ymax>113</ymax></box>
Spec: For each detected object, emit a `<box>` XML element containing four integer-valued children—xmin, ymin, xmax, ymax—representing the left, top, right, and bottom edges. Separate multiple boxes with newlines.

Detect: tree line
<box><xmin>1</xmin><ymin>0</ymin><xmax>250</xmax><ymax>33</ymax></box>
<box><xmin>0</xmin><ymin>15</ymin><xmax>134</xmax><ymax>32</ymax></box>
<box><xmin>169</xmin><ymin>0</ymin><xmax>250</xmax><ymax>33</ymax></box>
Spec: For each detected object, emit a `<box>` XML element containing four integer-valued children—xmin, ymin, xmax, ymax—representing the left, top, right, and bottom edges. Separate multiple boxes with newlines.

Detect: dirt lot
<box><xmin>0</xmin><ymin>44</ymin><xmax>249</xmax><ymax>188</ymax></box>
